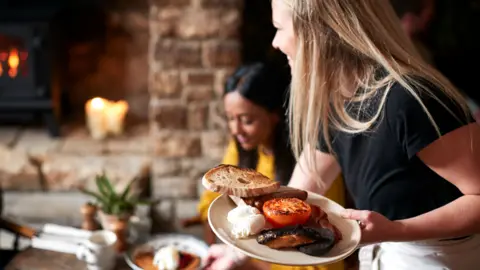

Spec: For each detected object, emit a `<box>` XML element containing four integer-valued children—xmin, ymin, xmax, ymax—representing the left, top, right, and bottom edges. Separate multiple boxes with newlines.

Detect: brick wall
<box><xmin>51</xmin><ymin>2</ymin><xmax>150</xmax><ymax>121</ymax></box>
<box><xmin>148</xmin><ymin>0</ymin><xmax>243</xmax><ymax>228</ymax></box>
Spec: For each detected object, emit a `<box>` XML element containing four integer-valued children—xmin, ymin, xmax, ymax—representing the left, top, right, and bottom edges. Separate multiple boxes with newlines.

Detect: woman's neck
<box><xmin>259</xmin><ymin>139</ymin><xmax>274</xmax><ymax>156</ymax></box>
<box><xmin>261</xmin><ymin>126</ymin><xmax>279</xmax><ymax>156</ymax></box>
<box><xmin>260</xmin><ymin>146</ymin><xmax>273</xmax><ymax>156</ymax></box>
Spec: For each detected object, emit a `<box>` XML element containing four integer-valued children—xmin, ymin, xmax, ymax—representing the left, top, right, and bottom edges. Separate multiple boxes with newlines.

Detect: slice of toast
<box><xmin>202</xmin><ymin>164</ymin><xmax>280</xmax><ymax>198</ymax></box>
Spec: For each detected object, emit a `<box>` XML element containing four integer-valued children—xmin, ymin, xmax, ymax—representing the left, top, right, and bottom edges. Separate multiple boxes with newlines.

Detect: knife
<box><xmin>227</xmin><ymin>195</ymin><xmax>246</xmax><ymax>206</ymax></box>
<box><xmin>0</xmin><ymin>217</ymin><xmax>37</xmax><ymax>239</ymax></box>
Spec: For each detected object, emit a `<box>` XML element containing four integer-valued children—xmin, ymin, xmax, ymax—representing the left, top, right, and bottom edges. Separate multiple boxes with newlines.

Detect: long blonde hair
<box><xmin>284</xmin><ymin>0</ymin><xmax>470</xmax><ymax>172</ymax></box>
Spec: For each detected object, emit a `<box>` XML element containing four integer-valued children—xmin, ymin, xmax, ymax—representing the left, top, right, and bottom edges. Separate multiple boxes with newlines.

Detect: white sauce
<box><xmin>153</xmin><ymin>245</ymin><xmax>180</xmax><ymax>270</ymax></box>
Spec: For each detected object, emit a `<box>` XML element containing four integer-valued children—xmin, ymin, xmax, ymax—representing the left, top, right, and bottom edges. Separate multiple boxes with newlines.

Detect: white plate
<box><xmin>208</xmin><ymin>191</ymin><xmax>361</xmax><ymax>266</ymax></box>
<box><xmin>124</xmin><ymin>233</ymin><xmax>209</xmax><ymax>270</ymax></box>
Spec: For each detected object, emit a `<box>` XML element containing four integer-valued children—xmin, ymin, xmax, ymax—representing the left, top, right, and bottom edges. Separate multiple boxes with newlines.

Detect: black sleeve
<box><xmin>317</xmin><ymin>133</ymin><xmax>329</xmax><ymax>153</ymax></box>
<box><xmin>386</xmin><ymin>83</ymin><xmax>474</xmax><ymax>159</ymax></box>
<box><xmin>317</xmin><ymin>128</ymin><xmax>333</xmax><ymax>154</ymax></box>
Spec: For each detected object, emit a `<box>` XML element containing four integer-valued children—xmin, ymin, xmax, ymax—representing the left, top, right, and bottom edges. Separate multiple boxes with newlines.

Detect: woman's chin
<box><xmin>288</xmin><ymin>59</ymin><xmax>294</xmax><ymax>70</ymax></box>
<box><xmin>239</xmin><ymin>142</ymin><xmax>256</xmax><ymax>151</ymax></box>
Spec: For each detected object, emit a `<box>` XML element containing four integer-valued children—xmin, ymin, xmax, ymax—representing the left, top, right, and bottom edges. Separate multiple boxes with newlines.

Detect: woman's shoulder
<box><xmin>226</xmin><ymin>138</ymin><xmax>237</xmax><ymax>149</ymax></box>
<box><xmin>385</xmin><ymin>80</ymin><xmax>442</xmax><ymax>105</ymax></box>
<box><xmin>384</xmin><ymin>79</ymin><xmax>468</xmax><ymax>120</ymax></box>
<box><xmin>221</xmin><ymin>138</ymin><xmax>239</xmax><ymax>165</ymax></box>
<box><xmin>383</xmin><ymin>79</ymin><xmax>474</xmax><ymax>157</ymax></box>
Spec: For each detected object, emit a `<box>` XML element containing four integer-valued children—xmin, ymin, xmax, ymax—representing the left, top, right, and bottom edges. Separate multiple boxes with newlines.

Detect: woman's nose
<box><xmin>230</xmin><ymin>120</ymin><xmax>241</xmax><ymax>135</ymax></box>
<box><xmin>272</xmin><ymin>34</ymin><xmax>279</xmax><ymax>50</ymax></box>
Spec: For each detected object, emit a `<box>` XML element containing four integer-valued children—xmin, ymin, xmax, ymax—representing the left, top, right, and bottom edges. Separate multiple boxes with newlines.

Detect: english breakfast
<box><xmin>202</xmin><ymin>164</ymin><xmax>342</xmax><ymax>257</ymax></box>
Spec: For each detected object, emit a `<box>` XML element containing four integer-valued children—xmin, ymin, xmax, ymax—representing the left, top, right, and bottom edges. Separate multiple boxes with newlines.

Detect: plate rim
<box><xmin>123</xmin><ymin>233</ymin><xmax>209</xmax><ymax>270</ymax></box>
<box><xmin>208</xmin><ymin>191</ymin><xmax>361</xmax><ymax>266</ymax></box>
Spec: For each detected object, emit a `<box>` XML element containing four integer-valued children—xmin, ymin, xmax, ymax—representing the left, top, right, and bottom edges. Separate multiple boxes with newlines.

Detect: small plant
<box><xmin>80</xmin><ymin>172</ymin><xmax>149</xmax><ymax>216</ymax></box>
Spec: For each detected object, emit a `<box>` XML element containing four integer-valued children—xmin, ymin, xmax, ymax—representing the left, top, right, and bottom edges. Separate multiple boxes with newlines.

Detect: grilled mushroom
<box><xmin>256</xmin><ymin>225</ymin><xmax>336</xmax><ymax>254</ymax></box>
<box><xmin>297</xmin><ymin>228</ymin><xmax>336</xmax><ymax>256</ymax></box>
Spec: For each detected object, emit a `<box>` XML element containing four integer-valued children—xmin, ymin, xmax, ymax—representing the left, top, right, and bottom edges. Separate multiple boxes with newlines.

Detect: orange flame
<box><xmin>8</xmin><ymin>49</ymin><xmax>19</xmax><ymax>69</ymax></box>
<box><xmin>7</xmin><ymin>48</ymin><xmax>19</xmax><ymax>78</ymax></box>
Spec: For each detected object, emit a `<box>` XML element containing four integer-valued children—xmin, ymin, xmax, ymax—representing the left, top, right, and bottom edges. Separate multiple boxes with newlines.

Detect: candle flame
<box><xmin>112</xmin><ymin>101</ymin><xmax>129</xmax><ymax>112</ymax></box>
<box><xmin>91</xmin><ymin>97</ymin><xmax>106</xmax><ymax>109</ymax></box>
<box><xmin>86</xmin><ymin>97</ymin><xmax>129</xmax><ymax>138</ymax></box>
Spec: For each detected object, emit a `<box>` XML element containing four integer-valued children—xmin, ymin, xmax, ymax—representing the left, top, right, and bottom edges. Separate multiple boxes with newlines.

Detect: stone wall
<box><xmin>148</xmin><ymin>0</ymin><xmax>243</xmax><ymax>230</ymax></box>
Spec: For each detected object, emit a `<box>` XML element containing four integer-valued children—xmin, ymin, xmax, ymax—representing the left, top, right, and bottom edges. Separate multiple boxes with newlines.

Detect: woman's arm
<box><xmin>288</xmin><ymin>147</ymin><xmax>341</xmax><ymax>195</ymax></box>
<box><xmin>343</xmin><ymin>123</ymin><xmax>480</xmax><ymax>244</ymax></box>
<box><xmin>391</xmin><ymin>123</ymin><xmax>480</xmax><ymax>241</ymax></box>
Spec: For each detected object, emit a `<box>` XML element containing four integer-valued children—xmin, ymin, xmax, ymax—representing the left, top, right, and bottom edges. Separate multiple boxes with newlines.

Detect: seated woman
<box><xmin>197</xmin><ymin>62</ymin><xmax>346</xmax><ymax>270</ymax></box>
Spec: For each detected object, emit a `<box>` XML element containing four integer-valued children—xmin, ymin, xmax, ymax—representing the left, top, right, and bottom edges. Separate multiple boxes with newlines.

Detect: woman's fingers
<box><xmin>206</xmin><ymin>257</ymin><xmax>236</xmax><ymax>270</ymax></box>
<box><xmin>341</xmin><ymin>208</ymin><xmax>374</xmax><ymax>228</ymax></box>
<box><xmin>202</xmin><ymin>244</ymin><xmax>226</xmax><ymax>266</ymax></box>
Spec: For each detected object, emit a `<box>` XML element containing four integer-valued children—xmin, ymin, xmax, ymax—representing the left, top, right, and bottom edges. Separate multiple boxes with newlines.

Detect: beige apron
<box><xmin>359</xmin><ymin>235</ymin><xmax>480</xmax><ymax>270</ymax></box>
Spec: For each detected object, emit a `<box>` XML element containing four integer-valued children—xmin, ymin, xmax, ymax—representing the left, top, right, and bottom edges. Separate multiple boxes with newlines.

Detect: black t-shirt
<box><xmin>319</xmin><ymin>82</ymin><xmax>474</xmax><ymax>220</ymax></box>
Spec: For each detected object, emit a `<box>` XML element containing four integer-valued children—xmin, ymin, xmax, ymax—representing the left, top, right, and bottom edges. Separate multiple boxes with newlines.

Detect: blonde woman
<box><xmin>203</xmin><ymin>0</ymin><xmax>480</xmax><ymax>269</ymax></box>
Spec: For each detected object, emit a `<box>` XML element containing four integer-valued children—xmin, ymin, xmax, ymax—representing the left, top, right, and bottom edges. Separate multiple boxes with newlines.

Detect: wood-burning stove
<box><xmin>0</xmin><ymin>1</ymin><xmax>62</xmax><ymax>137</ymax></box>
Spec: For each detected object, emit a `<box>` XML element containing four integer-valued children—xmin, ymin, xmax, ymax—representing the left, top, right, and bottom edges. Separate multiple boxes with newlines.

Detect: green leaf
<box><xmin>100</xmin><ymin>173</ymin><xmax>118</xmax><ymax>198</ymax></box>
<box><xmin>95</xmin><ymin>175</ymin><xmax>111</xmax><ymax>198</ymax></box>
<box><xmin>79</xmin><ymin>188</ymin><xmax>108</xmax><ymax>205</ymax></box>
<box><xmin>120</xmin><ymin>177</ymin><xmax>137</xmax><ymax>200</ymax></box>
<box><xmin>95</xmin><ymin>173</ymin><xmax>119</xmax><ymax>207</ymax></box>
<box><xmin>111</xmin><ymin>203</ymin><xmax>121</xmax><ymax>215</ymax></box>
<box><xmin>102</xmin><ymin>204</ymin><xmax>112</xmax><ymax>215</ymax></box>
<box><xmin>118</xmin><ymin>201</ymin><xmax>134</xmax><ymax>213</ymax></box>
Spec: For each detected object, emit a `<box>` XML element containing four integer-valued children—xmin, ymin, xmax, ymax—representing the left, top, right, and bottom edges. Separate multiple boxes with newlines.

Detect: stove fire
<box><xmin>0</xmin><ymin>23</ymin><xmax>60</xmax><ymax>137</ymax></box>
<box><xmin>0</xmin><ymin>48</ymin><xmax>28</xmax><ymax>78</ymax></box>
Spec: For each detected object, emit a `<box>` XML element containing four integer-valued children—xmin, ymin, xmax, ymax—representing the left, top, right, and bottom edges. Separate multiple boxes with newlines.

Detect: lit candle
<box><xmin>85</xmin><ymin>97</ymin><xmax>108</xmax><ymax>140</ymax></box>
<box><xmin>105</xmin><ymin>100</ymin><xmax>128</xmax><ymax>136</ymax></box>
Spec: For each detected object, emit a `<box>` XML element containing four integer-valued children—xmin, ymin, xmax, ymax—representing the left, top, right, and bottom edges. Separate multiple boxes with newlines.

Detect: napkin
<box><xmin>41</xmin><ymin>223</ymin><xmax>92</xmax><ymax>239</ymax></box>
<box><xmin>31</xmin><ymin>236</ymin><xmax>79</xmax><ymax>254</ymax></box>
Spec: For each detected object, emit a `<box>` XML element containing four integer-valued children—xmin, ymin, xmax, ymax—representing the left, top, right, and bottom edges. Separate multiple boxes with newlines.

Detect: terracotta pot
<box><xmin>112</xmin><ymin>219</ymin><xmax>129</xmax><ymax>253</ymax></box>
<box><xmin>97</xmin><ymin>210</ymin><xmax>133</xmax><ymax>231</ymax></box>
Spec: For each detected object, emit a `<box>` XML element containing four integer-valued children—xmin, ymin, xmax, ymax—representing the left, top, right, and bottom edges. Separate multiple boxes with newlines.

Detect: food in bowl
<box><xmin>134</xmin><ymin>245</ymin><xmax>200</xmax><ymax>270</ymax></box>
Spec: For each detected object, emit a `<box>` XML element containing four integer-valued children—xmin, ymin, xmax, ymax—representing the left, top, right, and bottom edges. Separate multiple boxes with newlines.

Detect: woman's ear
<box><xmin>400</xmin><ymin>13</ymin><xmax>420</xmax><ymax>37</ymax></box>
<box><xmin>270</xmin><ymin>112</ymin><xmax>281</xmax><ymax>126</ymax></box>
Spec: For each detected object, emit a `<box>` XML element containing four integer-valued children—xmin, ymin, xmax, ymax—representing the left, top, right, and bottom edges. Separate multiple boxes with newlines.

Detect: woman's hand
<box><xmin>341</xmin><ymin>209</ymin><xmax>404</xmax><ymax>245</ymax></box>
<box><xmin>202</xmin><ymin>244</ymin><xmax>248</xmax><ymax>270</ymax></box>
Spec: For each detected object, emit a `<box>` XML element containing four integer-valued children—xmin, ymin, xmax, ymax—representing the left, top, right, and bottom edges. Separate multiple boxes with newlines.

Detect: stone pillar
<box><xmin>148</xmin><ymin>0</ymin><xmax>243</xmax><ymax>232</ymax></box>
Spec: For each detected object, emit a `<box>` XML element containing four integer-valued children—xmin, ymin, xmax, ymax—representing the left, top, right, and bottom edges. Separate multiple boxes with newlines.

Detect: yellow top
<box><xmin>197</xmin><ymin>140</ymin><xmax>346</xmax><ymax>270</ymax></box>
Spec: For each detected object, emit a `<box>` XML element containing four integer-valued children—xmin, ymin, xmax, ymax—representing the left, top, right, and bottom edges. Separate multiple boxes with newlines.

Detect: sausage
<box><xmin>264</xmin><ymin>188</ymin><xmax>308</xmax><ymax>201</ymax></box>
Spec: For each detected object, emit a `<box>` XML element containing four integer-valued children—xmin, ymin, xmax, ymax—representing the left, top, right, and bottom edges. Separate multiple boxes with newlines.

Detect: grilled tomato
<box><xmin>262</xmin><ymin>198</ymin><xmax>312</xmax><ymax>228</ymax></box>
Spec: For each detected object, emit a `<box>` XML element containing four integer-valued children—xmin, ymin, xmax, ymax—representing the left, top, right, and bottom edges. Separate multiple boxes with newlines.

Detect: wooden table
<box><xmin>5</xmin><ymin>248</ymin><xmax>131</xmax><ymax>270</ymax></box>
<box><xmin>7</xmin><ymin>247</ymin><xmax>360</xmax><ymax>270</ymax></box>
